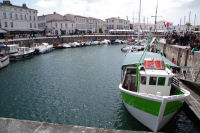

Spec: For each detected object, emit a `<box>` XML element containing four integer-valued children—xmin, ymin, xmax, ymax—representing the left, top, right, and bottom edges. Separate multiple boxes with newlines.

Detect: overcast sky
<box><xmin>4</xmin><ymin>0</ymin><xmax>200</xmax><ymax>25</ymax></box>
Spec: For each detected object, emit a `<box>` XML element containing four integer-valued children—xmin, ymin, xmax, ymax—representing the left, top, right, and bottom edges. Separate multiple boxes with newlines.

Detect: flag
<box><xmin>166</xmin><ymin>22</ymin><xmax>170</xmax><ymax>28</ymax></box>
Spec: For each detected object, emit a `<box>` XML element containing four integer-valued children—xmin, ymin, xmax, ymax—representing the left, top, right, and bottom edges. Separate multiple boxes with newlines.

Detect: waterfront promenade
<box><xmin>0</xmin><ymin>118</ymin><xmax>150</xmax><ymax>133</ymax></box>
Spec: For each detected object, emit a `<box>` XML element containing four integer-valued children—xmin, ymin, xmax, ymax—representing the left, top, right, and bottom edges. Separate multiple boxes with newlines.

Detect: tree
<box><xmin>99</xmin><ymin>28</ymin><xmax>103</xmax><ymax>33</ymax></box>
<box><xmin>185</xmin><ymin>23</ymin><xmax>192</xmax><ymax>26</ymax></box>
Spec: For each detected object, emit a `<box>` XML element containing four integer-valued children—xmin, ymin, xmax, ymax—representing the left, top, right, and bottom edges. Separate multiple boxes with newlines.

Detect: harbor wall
<box><xmin>0</xmin><ymin>118</ymin><xmax>147</xmax><ymax>133</ymax></box>
<box><xmin>0</xmin><ymin>35</ymin><xmax>135</xmax><ymax>47</ymax></box>
<box><xmin>158</xmin><ymin>40</ymin><xmax>200</xmax><ymax>67</ymax></box>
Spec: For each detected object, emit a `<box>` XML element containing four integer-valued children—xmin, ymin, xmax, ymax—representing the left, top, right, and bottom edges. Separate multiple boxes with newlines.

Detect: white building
<box><xmin>38</xmin><ymin>12</ymin><xmax>75</xmax><ymax>35</ymax></box>
<box><xmin>38</xmin><ymin>12</ymin><xmax>63</xmax><ymax>30</ymax></box>
<box><xmin>87</xmin><ymin>17</ymin><xmax>104</xmax><ymax>33</ymax></box>
<box><xmin>106</xmin><ymin>17</ymin><xmax>130</xmax><ymax>30</ymax></box>
<box><xmin>64</xmin><ymin>14</ymin><xmax>88</xmax><ymax>33</ymax></box>
<box><xmin>46</xmin><ymin>20</ymin><xmax>75</xmax><ymax>35</ymax></box>
<box><xmin>0</xmin><ymin>0</ymin><xmax>39</xmax><ymax>37</ymax></box>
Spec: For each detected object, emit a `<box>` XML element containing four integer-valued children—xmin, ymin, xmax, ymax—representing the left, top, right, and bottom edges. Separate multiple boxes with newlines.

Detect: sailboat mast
<box><xmin>154</xmin><ymin>0</ymin><xmax>158</xmax><ymax>36</ymax></box>
<box><xmin>137</xmin><ymin>0</ymin><xmax>141</xmax><ymax>41</ymax></box>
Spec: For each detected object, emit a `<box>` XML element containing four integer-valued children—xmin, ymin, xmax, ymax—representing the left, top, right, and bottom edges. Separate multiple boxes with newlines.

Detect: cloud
<box><xmin>33</xmin><ymin>0</ymin><xmax>200</xmax><ymax>25</ymax></box>
<box><xmin>35</xmin><ymin>0</ymin><xmax>58</xmax><ymax>8</ymax></box>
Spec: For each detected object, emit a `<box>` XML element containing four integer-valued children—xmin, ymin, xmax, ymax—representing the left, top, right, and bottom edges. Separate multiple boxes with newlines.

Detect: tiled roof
<box><xmin>65</xmin><ymin>14</ymin><xmax>87</xmax><ymax>18</ymax></box>
<box><xmin>47</xmin><ymin>20</ymin><xmax>74</xmax><ymax>23</ymax></box>
<box><xmin>0</xmin><ymin>2</ymin><xmax>37</xmax><ymax>11</ymax></box>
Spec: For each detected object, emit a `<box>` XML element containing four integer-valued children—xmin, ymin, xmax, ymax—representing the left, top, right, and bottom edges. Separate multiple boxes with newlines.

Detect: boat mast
<box><xmin>137</xmin><ymin>0</ymin><xmax>142</xmax><ymax>42</ymax></box>
<box><xmin>154</xmin><ymin>0</ymin><xmax>158</xmax><ymax>36</ymax></box>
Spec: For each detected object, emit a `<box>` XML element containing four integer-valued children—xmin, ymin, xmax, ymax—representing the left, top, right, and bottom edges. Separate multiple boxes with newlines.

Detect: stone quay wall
<box><xmin>159</xmin><ymin>39</ymin><xmax>200</xmax><ymax>67</ymax></box>
<box><xmin>0</xmin><ymin>35</ymin><xmax>136</xmax><ymax>47</ymax></box>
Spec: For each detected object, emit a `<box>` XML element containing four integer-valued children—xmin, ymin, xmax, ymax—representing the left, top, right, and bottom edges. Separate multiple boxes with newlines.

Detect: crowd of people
<box><xmin>165</xmin><ymin>32</ymin><xmax>200</xmax><ymax>54</ymax></box>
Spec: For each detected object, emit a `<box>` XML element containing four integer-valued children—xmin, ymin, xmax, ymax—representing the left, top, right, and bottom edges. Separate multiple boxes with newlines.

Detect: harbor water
<box><xmin>0</xmin><ymin>45</ymin><xmax>199</xmax><ymax>132</ymax></box>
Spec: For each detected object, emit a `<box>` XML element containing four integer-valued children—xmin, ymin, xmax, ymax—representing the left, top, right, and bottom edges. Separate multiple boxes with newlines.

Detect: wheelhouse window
<box><xmin>168</xmin><ymin>78</ymin><xmax>172</xmax><ymax>86</ymax></box>
<box><xmin>141</xmin><ymin>76</ymin><xmax>146</xmax><ymax>85</ymax></box>
<box><xmin>158</xmin><ymin>77</ymin><xmax>166</xmax><ymax>86</ymax></box>
<box><xmin>149</xmin><ymin>77</ymin><xmax>157</xmax><ymax>85</ymax></box>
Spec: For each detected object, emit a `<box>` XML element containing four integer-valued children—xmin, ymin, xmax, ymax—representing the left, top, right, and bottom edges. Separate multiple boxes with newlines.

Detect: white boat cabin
<box><xmin>122</xmin><ymin>58</ymin><xmax>174</xmax><ymax>96</ymax></box>
<box><xmin>0</xmin><ymin>44</ymin><xmax>19</xmax><ymax>55</ymax></box>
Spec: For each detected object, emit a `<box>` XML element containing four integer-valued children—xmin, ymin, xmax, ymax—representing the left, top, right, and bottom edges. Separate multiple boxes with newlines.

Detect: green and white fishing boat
<box><xmin>119</xmin><ymin>38</ymin><xmax>190</xmax><ymax>132</ymax></box>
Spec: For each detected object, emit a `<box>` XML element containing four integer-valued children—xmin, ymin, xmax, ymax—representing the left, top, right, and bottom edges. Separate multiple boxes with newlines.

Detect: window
<box><xmin>168</xmin><ymin>78</ymin><xmax>172</xmax><ymax>86</ymax></box>
<box><xmin>10</xmin><ymin>22</ymin><xmax>13</xmax><ymax>28</ymax></box>
<box><xmin>3</xmin><ymin>12</ymin><xmax>7</xmax><ymax>19</ymax></box>
<box><xmin>55</xmin><ymin>23</ymin><xmax>57</xmax><ymax>28</ymax></box>
<box><xmin>149</xmin><ymin>77</ymin><xmax>157</xmax><ymax>85</ymax></box>
<box><xmin>9</xmin><ymin>13</ymin><xmax>12</xmax><ymax>19</ymax></box>
<box><xmin>15</xmin><ymin>14</ymin><xmax>18</xmax><ymax>20</ymax></box>
<box><xmin>158</xmin><ymin>77</ymin><xmax>166</xmax><ymax>86</ymax></box>
<box><xmin>20</xmin><ymin>14</ymin><xmax>23</xmax><ymax>20</ymax></box>
<box><xmin>25</xmin><ymin>15</ymin><xmax>27</xmax><ymax>20</ymax></box>
<box><xmin>30</xmin><ymin>23</ymin><xmax>32</xmax><ymax>28</ymax></box>
<box><xmin>141</xmin><ymin>76</ymin><xmax>146</xmax><ymax>85</ymax></box>
<box><xmin>61</xmin><ymin>23</ymin><xmax>63</xmax><ymax>28</ymax></box>
<box><xmin>34</xmin><ymin>23</ymin><xmax>36</xmax><ymax>28</ymax></box>
<box><xmin>65</xmin><ymin>23</ymin><xmax>67</xmax><ymax>28</ymax></box>
<box><xmin>5</xmin><ymin>22</ymin><xmax>8</xmax><ymax>27</ymax></box>
<box><xmin>30</xmin><ymin>16</ymin><xmax>32</xmax><ymax>21</ymax></box>
<box><xmin>34</xmin><ymin>16</ymin><xmax>36</xmax><ymax>21</ymax></box>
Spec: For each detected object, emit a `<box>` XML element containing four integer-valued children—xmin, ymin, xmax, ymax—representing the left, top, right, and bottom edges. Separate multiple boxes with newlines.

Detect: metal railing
<box><xmin>180</xmin><ymin>67</ymin><xmax>200</xmax><ymax>82</ymax></box>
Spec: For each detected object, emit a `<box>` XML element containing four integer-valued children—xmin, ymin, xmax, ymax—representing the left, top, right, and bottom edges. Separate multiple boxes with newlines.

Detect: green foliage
<box><xmin>99</xmin><ymin>28</ymin><xmax>103</xmax><ymax>33</ymax></box>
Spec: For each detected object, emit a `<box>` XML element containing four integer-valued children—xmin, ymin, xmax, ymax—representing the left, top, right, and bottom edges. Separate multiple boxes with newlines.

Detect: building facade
<box><xmin>64</xmin><ymin>14</ymin><xmax>88</xmax><ymax>33</ymax></box>
<box><xmin>87</xmin><ymin>17</ymin><xmax>104</xmax><ymax>33</ymax></box>
<box><xmin>46</xmin><ymin>20</ymin><xmax>75</xmax><ymax>35</ymax></box>
<box><xmin>38</xmin><ymin>12</ymin><xmax>63</xmax><ymax>30</ymax></box>
<box><xmin>0</xmin><ymin>0</ymin><xmax>38</xmax><ymax>37</ymax></box>
<box><xmin>106</xmin><ymin>17</ymin><xmax>130</xmax><ymax>30</ymax></box>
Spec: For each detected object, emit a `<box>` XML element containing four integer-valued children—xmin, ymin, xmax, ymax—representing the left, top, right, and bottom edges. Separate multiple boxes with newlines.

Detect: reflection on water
<box><xmin>0</xmin><ymin>45</ymin><xmax>199</xmax><ymax>132</ymax></box>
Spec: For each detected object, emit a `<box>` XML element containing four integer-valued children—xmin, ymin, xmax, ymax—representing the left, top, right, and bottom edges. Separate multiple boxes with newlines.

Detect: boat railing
<box><xmin>172</xmin><ymin>76</ymin><xmax>180</xmax><ymax>87</ymax></box>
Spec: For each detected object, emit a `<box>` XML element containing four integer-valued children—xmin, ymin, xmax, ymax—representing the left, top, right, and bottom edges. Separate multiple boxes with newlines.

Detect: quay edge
<box><xmin>0</xmin><ymin>118</ymin><xmax>152</xmax><ymax>133</ymax></box>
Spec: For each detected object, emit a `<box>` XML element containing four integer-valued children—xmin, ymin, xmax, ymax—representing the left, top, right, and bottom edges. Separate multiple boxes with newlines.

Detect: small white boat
<box><xmin>115</xmin><ymin>39</ymin><xmax>123</xmax><ymax>44</ymax></box>
<box><xmin>100</xmin><ymin>39</ymin><xmax>111</xmax><ymax>45</ymax></box>
<box><xmin>91</xmin><ymin>41</ymin><xmax>100</xmax><ymax>45</ymax></box>
<box><xmin>35</xmin><ymin>43</ymin><xmax>53</xmax><ymax>54</ymax></box>
<box><xmin>0</xmin><ymin>44</ymin><xmax>18</xmax><ymax>55</ymax></box>
<box><xmin>63</xmin><ymin>43</ymin><xmax>71</xmax><ymax>48</ymax></box>
<box><xmin>0</xmin><ymin>55</ymin><xmax>9</xmax><ymax>69</ymax></box>
<box><xmin>73</xmin><ymin>42</ymin><xmax>80</xmax><ymax>47</ymax></box>
<box><xmin>85</xmin><ymin>41</ymin><xmax>91</xmax><ymax>46</ymax></box>
<box><xmin>9</xmin><ymin>47</ymin><xmax>34</xmax><ymax>61</ymax></box>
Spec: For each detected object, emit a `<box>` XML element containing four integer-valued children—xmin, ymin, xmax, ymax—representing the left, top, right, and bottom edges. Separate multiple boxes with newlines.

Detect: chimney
<box><xmin>22</xmin><ymin>3</ymin><xmax>27</xmax><ymax>8</ymax></box>
<box><xmin>3</xmin><ymin>0</ymin><xmax>12</xmax><ymax>5</ymax></box>
<box><xmin>53</xmin><ymin>12</ymin><xmax>56</xmax><ymax>14</ymax></box>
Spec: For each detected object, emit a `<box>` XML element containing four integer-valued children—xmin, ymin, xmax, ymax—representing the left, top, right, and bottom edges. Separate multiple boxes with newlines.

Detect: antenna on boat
<box><xmin>137</xmin><ymin>0</ymin><xmax>142</xmax><ymax>43</ymax></box>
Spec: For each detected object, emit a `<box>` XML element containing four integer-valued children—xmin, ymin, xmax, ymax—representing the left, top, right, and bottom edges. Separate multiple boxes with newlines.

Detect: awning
<box><xmin>0</xmin><ymin>29</ymin><xmax>7</xmax><ymax>33</ymax></box>
<box><xmin>4</xmin><ymin>28</ymin><xmax>44</xmax><ymax>32</ymax></box>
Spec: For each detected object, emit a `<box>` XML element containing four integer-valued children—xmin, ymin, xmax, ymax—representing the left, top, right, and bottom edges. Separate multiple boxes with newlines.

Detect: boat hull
<box><xmin>9</xmin><ymin>51</ymin><xmax>34</xmax><ymax>61</ymax></box>
<box><xmin>119</xmin><ymin>84</ymin><xmax>189</xmax><ymax>132</ymax></box>
<box><xmin>0</xmin><ymin>55</ymin><xmax>9</xmax><ymax>69</ymax></box>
